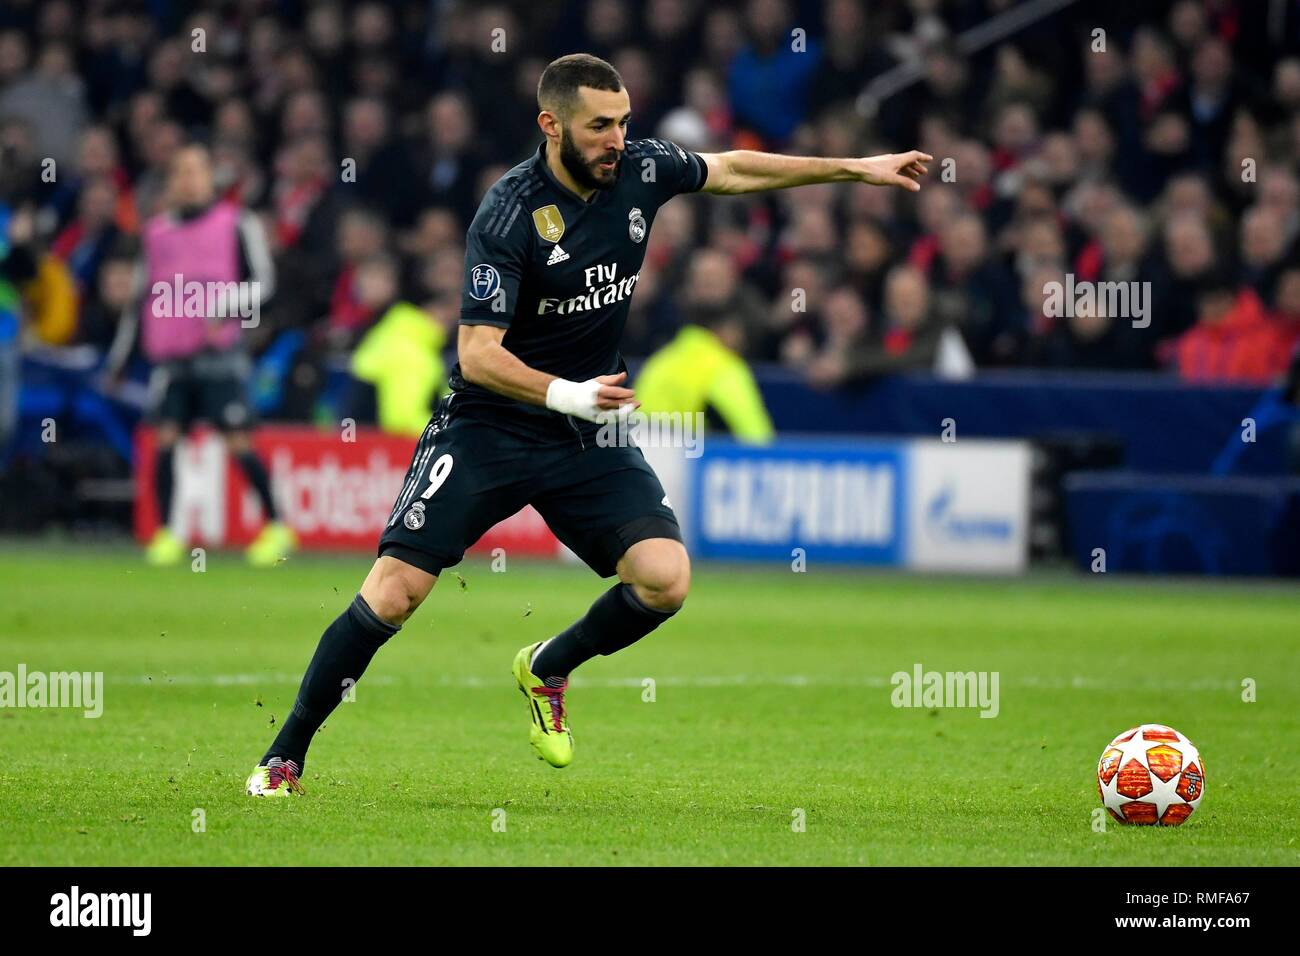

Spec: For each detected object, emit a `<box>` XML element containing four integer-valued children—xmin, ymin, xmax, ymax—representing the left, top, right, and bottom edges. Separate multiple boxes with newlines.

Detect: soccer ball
<box><xmin>1097</xmin><ymin>724</ymin><xmax>1205</xmax><ymax>826</ymax></box>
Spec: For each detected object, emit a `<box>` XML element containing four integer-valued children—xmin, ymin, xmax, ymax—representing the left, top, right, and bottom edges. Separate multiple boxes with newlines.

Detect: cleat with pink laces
<box><xmin>245</xmin><ymin>757</ymin><xmax>305</xmax><ymax>797</ymax></box>
<box><xmin>511</xmin><ymin>642</ymin><xmax>574</xmax><ymax>768</ymax></box>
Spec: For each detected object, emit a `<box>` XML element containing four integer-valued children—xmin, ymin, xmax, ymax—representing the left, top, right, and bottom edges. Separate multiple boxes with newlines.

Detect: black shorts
<box><xmin>378</xmin><ymin>399</ymin><xmax>682</xmax><ymax>578</ymax></box>
<box><xmin>149</xmin><ymin>350</ymin><xmax>254</xmax><ymax>431</ymax></box>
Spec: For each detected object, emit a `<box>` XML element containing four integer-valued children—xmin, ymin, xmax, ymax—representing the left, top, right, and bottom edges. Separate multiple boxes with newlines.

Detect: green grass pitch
<box><xmin>1</xmin><ymin>543</ymin><xmax>1297</xmax><ymax>866</ymax></box>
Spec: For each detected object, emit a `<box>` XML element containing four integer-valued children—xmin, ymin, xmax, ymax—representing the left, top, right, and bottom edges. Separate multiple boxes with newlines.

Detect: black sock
<box><xmin>262</xmin><ymin>594</ymin><xmax>399</xmax><ymax>770</ymax></box>
<box><xmin>531</xmin><ymin>583</ymin><xmax>679</xmax><ymax>682</ymax></box>
<box><xmin>236</xmin><ymin>450</ymin><xmax>278</xmax><ymax>521</ymax></box>
<box><xmin>155</xmin><ymin>445</ymin><xmax>175</xmax><ymax>525</ymax></box>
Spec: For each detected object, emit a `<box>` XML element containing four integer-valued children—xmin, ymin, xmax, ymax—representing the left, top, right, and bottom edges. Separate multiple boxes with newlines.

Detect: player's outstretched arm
<box><xmin>458</xmin><ymin>323</ymin><xmax>638</xmax><ymax>422</ymax></box>
<box><xmin>698</xmin><ymin>149</ymin><xmax>932</xmax><ymax>195</ymax></box>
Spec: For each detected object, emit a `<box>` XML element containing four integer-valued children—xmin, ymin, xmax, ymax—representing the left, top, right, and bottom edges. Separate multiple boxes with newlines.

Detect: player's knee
<box><xmin>628</xmin><ymin>546</ymin><xmax>690</xmax><ymax>611</ymax></box>
<box><xmin>360</xmin><ymin>557</ymin><xmax>437</xmax><ymax>626</ymax></box>
<box><xmin>366</xmin><ymin>585</ymin><xmax>413</xmax><ymax>624</ymax></box>
<box><xmin>364</xmin><ymin>577</ymin><xmax>424</xmax><ymax>625</ymax></box>
<box><xmin>654</xmin><ymin>566</ymin><xmax>691</xmax><ymax>611</ymax></box>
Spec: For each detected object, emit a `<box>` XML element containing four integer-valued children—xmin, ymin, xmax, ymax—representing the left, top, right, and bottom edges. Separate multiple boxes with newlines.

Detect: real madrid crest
<box><xmin>532</xmin><ymin>204</ymin><xmax>565</xmax><ymax>243</ymax></box>
<box><xmin>628</xmin><ymin>207</ymin><xmax>646</xmax><ymax>243</ymax></box>
<box><xmin>403</xmin><ymin>500</ymin><xmax>426</xmax><ymax>531</ymax></box>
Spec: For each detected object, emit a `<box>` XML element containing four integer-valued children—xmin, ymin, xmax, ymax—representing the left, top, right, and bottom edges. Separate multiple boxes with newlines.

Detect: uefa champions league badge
<box><xmin>403</xmin><ymin>501</ymin><xmax>426</xmax><ymax>531</ymax></box>
<box><xmin>628</xmin><ymin>207</ymin><xmax>646</xmax><ymax>243</ymax></box>
<box><xmin>469</xmin><ymin>263</ymin><xmax>501</xmax><ymax>300</ymax></box>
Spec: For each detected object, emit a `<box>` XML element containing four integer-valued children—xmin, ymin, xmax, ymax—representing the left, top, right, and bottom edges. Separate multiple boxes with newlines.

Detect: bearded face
<box><xmin>559</xmin><ymin>122</ymin><xmax>621</xmax><ymax>192</ymax></box>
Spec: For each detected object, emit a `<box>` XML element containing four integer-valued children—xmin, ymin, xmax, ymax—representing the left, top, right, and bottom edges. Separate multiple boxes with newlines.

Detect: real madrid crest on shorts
<box><xmin>403</xmin><ymin>500</ymin><xmax>426</xmax><ymax>531</ymax></box>
<box><xmin>628</xmin><ymin>207</ymin><xmax>646</xmax><ymax>243</ymax></box>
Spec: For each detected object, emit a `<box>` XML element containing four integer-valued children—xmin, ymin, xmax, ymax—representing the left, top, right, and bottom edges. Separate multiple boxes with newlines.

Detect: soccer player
<box><xmin>247</xmin><ymin>53</ymin><xmax>929</xmax><ymax>795</ymax></box>
<box><xmin>111</xmin><ymin>144</ymin><xmax>294</xmax><ymax>567</ymax></box>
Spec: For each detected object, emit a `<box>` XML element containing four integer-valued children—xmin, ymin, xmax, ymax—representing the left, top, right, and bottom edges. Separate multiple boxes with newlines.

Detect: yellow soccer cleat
<box><xmin>512</xmin><ymin>642</ymin><xmax>574</xmax><ymax>768</ymax></box>
<box><xmin>246</xmin><ymin>521</ymin><xmax>298</xmax><ymax>567</ymax></box>
<box><xmin>144</xmin><ymin>527</ymin><xmax>184</xmax><ymax>566</ymax></box>
<box><xmin>245</xmin><ymin>757</ymin><xmax>304</xmax><ymax>797</ymax></box>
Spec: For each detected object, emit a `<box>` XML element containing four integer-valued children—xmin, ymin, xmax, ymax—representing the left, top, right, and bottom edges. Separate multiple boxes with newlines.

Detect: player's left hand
<box><xmin>857</xmin><ymin>151</ymin><xmax>933</xmax><ymax>192</ymax></box>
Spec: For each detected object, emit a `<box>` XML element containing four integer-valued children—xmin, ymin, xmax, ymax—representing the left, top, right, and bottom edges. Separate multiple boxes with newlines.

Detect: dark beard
<box><xmin>560</xmin><ymin>132</ymin><xmax>619</xmax><ymax>192</ymax></box>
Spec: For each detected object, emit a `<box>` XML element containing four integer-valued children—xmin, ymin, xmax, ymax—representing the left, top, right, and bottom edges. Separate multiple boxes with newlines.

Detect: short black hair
<box><xmin>107</xmin><ymin>235</ymin><xmax>141</xmax><ymax>261</ymax></box>
<box><xmin>537</xmin><ymin>53</ymin><xmax>623</xmax><ymax>121</ymax></box>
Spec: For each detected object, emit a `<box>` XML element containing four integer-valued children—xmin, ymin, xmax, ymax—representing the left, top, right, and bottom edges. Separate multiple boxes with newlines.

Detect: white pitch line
<box><xmin>107</xmin><ymin>673</ymin><xmax>1246</xmax><ymax>692</ymax></box>
<box><xmin>112</xmin><ymin>673</ymin><xmax>398</xmax><ymax>687</ymax></box>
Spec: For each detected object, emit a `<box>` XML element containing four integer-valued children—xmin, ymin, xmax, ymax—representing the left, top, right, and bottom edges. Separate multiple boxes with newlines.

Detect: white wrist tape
<box><xmin>545</xmin><ymin>377</ymin><xmax>604</xmax><ymax>423</ymax></box>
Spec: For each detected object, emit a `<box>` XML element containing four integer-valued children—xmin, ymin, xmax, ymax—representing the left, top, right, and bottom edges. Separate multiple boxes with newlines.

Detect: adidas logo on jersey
<box><xmin>547</xmin><ymin>244</ymin><xmax>570</xmax><ymax>265</ymax></box>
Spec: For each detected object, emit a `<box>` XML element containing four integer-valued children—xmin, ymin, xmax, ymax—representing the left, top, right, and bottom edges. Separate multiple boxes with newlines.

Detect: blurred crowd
<box><xmin>3</xmin><ymin>0</ymin><xmax>1300</xmax><ymax>436</ymax></box>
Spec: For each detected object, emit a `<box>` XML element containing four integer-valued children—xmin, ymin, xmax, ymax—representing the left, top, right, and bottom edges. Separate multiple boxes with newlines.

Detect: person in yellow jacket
<box><xmin>350</xmin><ymin>255</ymin><xmax>448</xmax><ymax>437</ymax></box>
<box><xmin>24</xmin><ymin>253</ymin><xmax>79</xmax><ymax>346</ymax></box>
<box><xmin>634</xmin><ymin>318</ymin><xmax>775</xmax><ymax>443</ymax></box>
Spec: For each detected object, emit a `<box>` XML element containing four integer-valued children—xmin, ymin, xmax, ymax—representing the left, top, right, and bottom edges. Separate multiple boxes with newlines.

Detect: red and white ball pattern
<box><xmin>1097</xmin><ymin>724</ymin><xmax>1205</xmax><ymax>826</ymax></box>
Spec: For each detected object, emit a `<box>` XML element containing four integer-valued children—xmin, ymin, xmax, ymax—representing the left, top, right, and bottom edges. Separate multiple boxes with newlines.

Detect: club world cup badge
<box><xmin>532</xmin><ymin>204</ymin><xmax>565</xmax><ymax>243</ymax></box>
<box><xmin>628</xmin><ymin>207</ymin><xmax>646</xmax><ymax>243</ymax></box>
<box><xmin>403</xmin><ymin>500</ymin><xmax>426</xmax><ymax>531</ymax></box>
